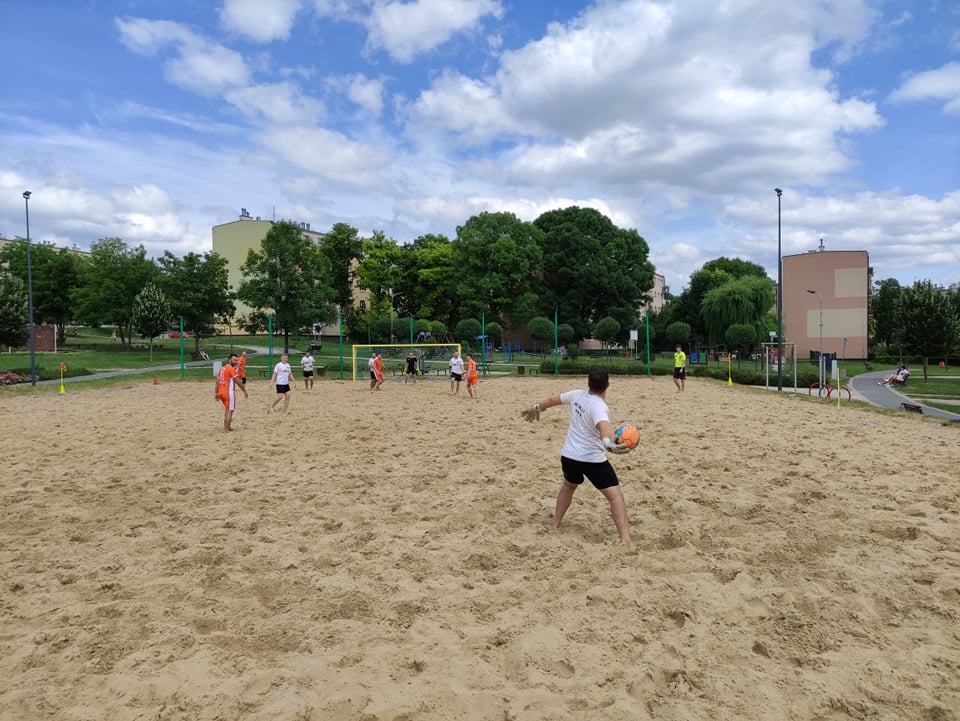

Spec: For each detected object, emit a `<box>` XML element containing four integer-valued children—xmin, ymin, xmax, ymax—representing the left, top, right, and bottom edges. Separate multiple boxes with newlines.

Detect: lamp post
<box><xmin>388</xmin><ymin>289</ymin><xmax>403</xmax><ymax>343</ymax></box>
<box><xmin>806</xmin><ymin>289</ymin><xmax>823</xmax><ymax>387</ymax></box>
<box><xmin>337</xmin><ymin>304</ymin><xmax>344</xmax><ymax>379</ymax></box>
<box><xmin>775</xmin><ymin>187</ymin><xmax>783</xmax><ymax>391</ymax></box>
<box><xmin>22</xmin><ymin>191</ymin><xmax>37</xmax><ymax>387</ymax></box>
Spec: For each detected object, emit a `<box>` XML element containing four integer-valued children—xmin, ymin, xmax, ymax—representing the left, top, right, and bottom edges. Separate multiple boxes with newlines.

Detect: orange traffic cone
<box><xmin>153</xmin><ymin>376</ymin><xmax>158</xmax><ymax>385</ymax></box>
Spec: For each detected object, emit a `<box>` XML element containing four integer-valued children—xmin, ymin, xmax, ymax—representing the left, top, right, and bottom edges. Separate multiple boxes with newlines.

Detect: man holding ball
<box><xmin>521</xmin><ymin>368</ymin><xmax>633</xmax><ymax>546</ymax></box>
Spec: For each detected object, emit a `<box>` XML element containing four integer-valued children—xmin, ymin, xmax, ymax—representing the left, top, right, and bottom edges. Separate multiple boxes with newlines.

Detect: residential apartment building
<box><xmin>782</xmin><ymin>244</ymin><xmax>871</xmax><ymax>360</ymax></box>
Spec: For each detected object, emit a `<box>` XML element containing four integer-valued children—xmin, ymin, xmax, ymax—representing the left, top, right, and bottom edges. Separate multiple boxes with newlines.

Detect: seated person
<box><xmin>878</xmin><ymin>365</ymin><xmax>909</xmax><ymax>385</ymax></box>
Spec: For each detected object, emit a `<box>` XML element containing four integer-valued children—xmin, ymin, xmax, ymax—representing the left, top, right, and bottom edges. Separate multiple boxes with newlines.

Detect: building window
<box><xmin>359</xmin><ymin>300</ymin><xmax>366</xmax><ymax>311</ymax></box>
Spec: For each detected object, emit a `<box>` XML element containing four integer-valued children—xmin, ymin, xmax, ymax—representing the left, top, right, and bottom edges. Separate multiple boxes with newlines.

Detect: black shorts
<box><xmin>561</xmin><ymin>456</ymin><xmax>619</xmax><ymax>490</ymax></box>
<box><xmin>673</xmin><ymin>367</ymin><xmax>686</xmax><ymax>379</ymax></box>
<box><xmin>451</xmin><ymin>372</ymin><xmax>463</xmax><ymax>381</ymax></box>
<box><xmin>303</xmin><ymin>370</ymin><xmax>313</xmax><ymax>378</ymax></box>
<box><xmin>369</xmin><ymin>370</ymin><xmax>377</xmax><ymax>380</ymax></box>
<box><xmin>276</xmin><ymin>384</ymin><xmax>290</xmax><ymax>394</ymax></box>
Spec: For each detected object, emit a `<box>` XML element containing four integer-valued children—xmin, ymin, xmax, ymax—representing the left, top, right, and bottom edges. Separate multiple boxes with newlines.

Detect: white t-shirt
<box><xmin>560</xmin><ymin>389</ymin><xmax>610</xmax><ymax>463</ymax></box>
<box><xmin>301</xmin><ymin>354</ymin><xmax>315</xmax><ymax>372</ymax></box>
<box><xmin>368</xmin><ymin>356</ymin><xmax>376</xmax><ymax>371</ymax></box>
<box><xmin>449</xmin><ymin>355</ymin><xmax>465</xmax><ymax>375</ymax></box>
<box><xmin>273</xmin><ymin>362</ymin><xmax>293</xmax><ymax>385</ymax></box>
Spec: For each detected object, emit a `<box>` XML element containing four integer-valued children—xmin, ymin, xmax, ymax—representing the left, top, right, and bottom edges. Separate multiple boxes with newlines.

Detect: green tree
<box><xmin>557</xmin><ymin>323</ymin><xmax>575</xmax><ymax>345</ymax></box>
<box><xmin>725</xmin><ymin>323</ymin><xmax>758</xmax><ymax>366</ymax></box>
<box><xmin>319</xmin><ymin>223</ymin><xmax>364</xmax><ymax>312</ymax></box>
<box><xmin>453</xmin><ymin>212</ymin><xmax>544</xmax><ymax>330</ymax></box>
<box><xmin>157</xmin><ymin>251</ymin><xmax>234</xmax><ymax>354</ymax></box>
<box><xmin>0</xmin><ymin>274</ymin><xmax>29</xmax><ymax>349</ymax></box>
<box><xmin>355</xmin><ymin>231</ymin><xmax>404</xmax><ymax>308</ymax></box>
<box><xmin>131</xmin><ymin>282</ymin><xmax>171</xmax><ymax>361</ymax></box>
<box><xmin>594</xmin><ymin>316</ymin><xmax>621</xmax><ymax>348</ymax></box>
<box><xmin>702</xmin><ymin>257</ymin><xmax>768</xmax><ymax>279</ymax></box>
<box><xmin>485</xmin><ymin>321</ymin><xmax>504</xmax><ymax>348</ymax></box>
<box><xmin>871</xmin><ymin>278</ymin><xmax>902</xmax><ymax>351</ymax></box>
<box><xmin>402</xmin><ymin>234</ymin><xmax>457</xmax><ymax>326</ymax></box>
<box><xmin>527</xmin><ymin>315</ymin><xmax>555</xmax><ymax>354</ymax></box>
<box><xmin>236</xmin><ymin>221</ymin><xmax>333</xmax><ymax>353</ymax></box>
<box><xmin>700</xmin><ymin>276</ymin><xmax>775</xmax><ymax>345</ymax></box>
<box><xmin>454</xmin><ymin>318</ymin><xmax>482</xmax><ymax>348</ymax></box>
<box><xmin>534</xmin><ymin>206</ymin><xmax>654</xmax><ymax>342</ymax></box>
<box><xmin>894</xmin><ymin>280</ymin><xmax>958</xmax><ymax>379</ymax></box>
<box><xmin>71</xmin><ymin>238</ymin><xmax>159</xmax><ymax>346</ymax></box>
<box><xmin>666</xmin><ymin>321</ymin><xmax>692</xmax><ymax>348</ymax></box>
<box><xmin>0</xmin><ymin>240</ymin><xmax>81</xmax><ymax>343</ymax></box>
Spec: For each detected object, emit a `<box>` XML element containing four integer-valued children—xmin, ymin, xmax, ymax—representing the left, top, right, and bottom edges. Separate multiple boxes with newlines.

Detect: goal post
<box><xmin>351</xmin><ymin>343</ymin><xmax>461</xmax><ymax>381</ymax></box>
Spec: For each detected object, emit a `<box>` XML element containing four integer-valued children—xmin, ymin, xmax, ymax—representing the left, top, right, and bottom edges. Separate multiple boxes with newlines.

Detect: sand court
<box><xmin>2</xmin><ymin>376</ymin><xmax>959</xmax><ymax>720</ymax></box>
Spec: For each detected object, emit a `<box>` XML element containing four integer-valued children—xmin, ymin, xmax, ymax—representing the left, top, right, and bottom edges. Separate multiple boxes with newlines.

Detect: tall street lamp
<box><xmin>23</xmin><ymin>191</ymin><xmax>37</xmax><ymax>387</ymax></box>
<box><xmin>806</xmin><ymin>289</ymin><xmax>823</xmax><ymax>387</ymax></box>
<box><xmin>775</xmin><ymin>187</ymin><xmax>783</xmax><ymax>391</ymax></box>
<box><xmin>388</xmin><ymin>289</ymin><xmax>403</xmax><ymax>343</ymax></box>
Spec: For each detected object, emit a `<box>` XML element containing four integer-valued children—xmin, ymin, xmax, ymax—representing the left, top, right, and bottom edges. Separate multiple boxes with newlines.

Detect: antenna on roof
<box><xmin>818</xmin><ymin>237</ymin><xmax>825</xmax><ymax>251</ymax></box>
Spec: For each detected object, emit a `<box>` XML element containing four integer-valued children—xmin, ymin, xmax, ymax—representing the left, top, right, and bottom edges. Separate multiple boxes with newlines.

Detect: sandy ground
<box><xmin>2</xmin><ymin>374</ymin><xmax>959</xmax><ymax>721</ymax></box>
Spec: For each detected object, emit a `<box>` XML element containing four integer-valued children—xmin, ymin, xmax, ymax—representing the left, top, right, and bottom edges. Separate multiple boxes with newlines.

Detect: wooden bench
<box><xmin>900</xmin><ymin>402</ymin><xmax>923</xmax><ymax>414</ymax></box>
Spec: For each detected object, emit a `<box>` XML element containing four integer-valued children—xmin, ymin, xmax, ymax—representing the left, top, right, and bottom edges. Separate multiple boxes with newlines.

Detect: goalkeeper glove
<box><xmin>603</xmin><ymin>436</ymin><xmax>630</xmax><ymax>454</ymax></box>
<box><xmin>520</xmin><ymin>403</ymin><xmax>541</xmax><ymax>422</ymax></box>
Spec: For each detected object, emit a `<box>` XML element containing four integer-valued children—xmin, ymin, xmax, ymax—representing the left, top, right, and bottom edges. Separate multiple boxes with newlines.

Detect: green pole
<box><xmin>268</xmin><ymin>315</ymin><xmax>274</xmax><ymax>370</ymax></box>
<box><xmin>179</xmin><ymin>315</ymin><xmax>185</xmax><ymax>378</ymax></box>
<box><xmin>338</xmin><ymin>309</ymin><xmax>344</xmax><ymax>379</ymax></box>
<box><xmin>554</xmin><ymin>308</ymin><xmax>559</xmax><ymax>376</ymax></box>
<box><xmin>645</xmin><ymin>309</ymin><xmax>651</xmax><ymax>377</ymax></box>
<box><xmin>481</xmin><ymin>312</ymin><xmax>486</xmax><ymax>376</ymax></box>
<box><xmin>409</xmin><ymin>314</ymin><xmax>414</xmax><ymax>346</ymax></box>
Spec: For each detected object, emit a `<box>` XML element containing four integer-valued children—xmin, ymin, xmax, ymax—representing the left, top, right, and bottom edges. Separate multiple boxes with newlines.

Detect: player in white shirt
<box><xmin>269</xmin><ymin>353</ymin><xmax>294</xmax><ymax>413</ymax></box>
<box><xmin>448</xmin><ymin>350</ymin><xmax>465</xmax><ymax>394</ymax></box>
<box><xmin>520</xmin><ymin>369</ymin><xmax>633</xmax><ymax>546</ymax></box>
<box><xmin>368</xmin><ymin>354</ymin><xmax>377</xmax><ymax>390</ymax></box>
<box><xmin>301</xmin><ymin>351</ymin><xmax>315</xmax><ymax>390</ymax></box>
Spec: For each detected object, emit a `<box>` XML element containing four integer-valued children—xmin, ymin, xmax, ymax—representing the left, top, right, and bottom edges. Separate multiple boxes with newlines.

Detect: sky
<box><xmin>1</xmin><ymin>0</ymin><xmax>958</xmax><ymax>293</ymax></box>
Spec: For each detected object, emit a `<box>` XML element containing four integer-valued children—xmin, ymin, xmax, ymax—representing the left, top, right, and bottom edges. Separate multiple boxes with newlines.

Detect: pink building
<box><xmin>782</xmin><ymin>247</ymin><xmax>871</xmax><ymax>361</ymax></box>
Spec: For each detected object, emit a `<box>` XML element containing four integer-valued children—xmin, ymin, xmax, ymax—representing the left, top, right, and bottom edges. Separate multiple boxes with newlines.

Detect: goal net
<box><xmin>350</xmin><ymin>343</ymin><xmax>462</xmax><ymax>382</ymax></box>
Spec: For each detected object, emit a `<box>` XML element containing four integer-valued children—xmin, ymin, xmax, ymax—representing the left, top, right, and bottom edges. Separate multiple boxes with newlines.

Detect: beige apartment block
<box><xmin>782</xmin><ymin>247</ymin><xmax>871</xmax><ymax>360</ymax></box>
<box><xmin>212</xmin><ymin>208</ymin><xmax>325</xmax><ymax>319</ymax></box>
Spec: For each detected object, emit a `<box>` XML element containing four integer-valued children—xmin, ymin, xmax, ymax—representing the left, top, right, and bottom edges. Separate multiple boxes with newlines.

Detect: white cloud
<box><xmin>225</xmin><ymin>82</ymin><xmax>326</xmax><ymax>124</ymax></box>
<box><xmin>365</xmin><ymin>0</ymin><xmax>504</xmax><ymax>63</ymax></box>
<box><xmin>116</xmin><ymin>17</ymin><xmax>249</xmax><ymax>96</ymax></box>
<box><xmin>889</xmin><ymin>62</ymin><xmax>960</xmax><ymax>115</ymax></box>
<box><xmin>259</xmin><ymin>127</ymin><xmax>392</xmax><ymax>185</ymax></box>
<box><xmin>346</xmin><ymin>75</ymin><xmax>386</xmax><ymax>116</ymax></box>
<box><xmin>220</xmin><ymin>0</ymin><xmax>303</xmax><ymax>42</ymax></box>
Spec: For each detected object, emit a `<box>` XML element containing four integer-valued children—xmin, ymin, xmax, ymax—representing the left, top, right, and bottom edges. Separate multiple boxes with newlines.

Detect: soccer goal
<box><xmin>351</xmin><ymin>343</ymin><xmax>461</xmax><ymax>382</ymax></box>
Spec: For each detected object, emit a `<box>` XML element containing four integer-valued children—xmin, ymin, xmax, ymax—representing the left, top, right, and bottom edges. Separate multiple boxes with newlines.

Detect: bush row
<box><xmin>537</xmin><ymin>359</ymin><xmax>822</xmax><ymax>388</ymax></box>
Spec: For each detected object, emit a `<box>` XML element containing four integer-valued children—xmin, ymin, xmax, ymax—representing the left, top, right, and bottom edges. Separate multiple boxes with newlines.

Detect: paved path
<box><xmin>848</xmin><ymin>370</ymin><xmax>960</xmax><ymax>422</ymax></box>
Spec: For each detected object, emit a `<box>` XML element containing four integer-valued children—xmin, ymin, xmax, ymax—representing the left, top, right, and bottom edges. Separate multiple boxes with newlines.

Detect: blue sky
<box><xmin>1</xmin><ymin>0</ymin><xmax>958</xmax><ymax>293</ymax></box>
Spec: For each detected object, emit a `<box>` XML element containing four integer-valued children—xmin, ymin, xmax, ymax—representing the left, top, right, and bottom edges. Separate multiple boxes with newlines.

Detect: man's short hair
<box><xmin>588</xmin><ymin>368</ymin><xmax>610</xmax><ymax>393</ymax></box>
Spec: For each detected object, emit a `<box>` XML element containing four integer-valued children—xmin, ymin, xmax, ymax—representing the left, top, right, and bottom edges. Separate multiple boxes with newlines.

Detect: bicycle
<box><xmin>808</xmin><ymin>381</ymin><xmax>851</xmax><ymax>401</ymax></box>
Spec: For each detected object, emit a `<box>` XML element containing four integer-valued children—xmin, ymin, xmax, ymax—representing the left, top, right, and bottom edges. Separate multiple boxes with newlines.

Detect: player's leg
<box><xmin>599</xmin><ymin>485</ymin><xmax>632</xmax><ymax>545</ymax></box>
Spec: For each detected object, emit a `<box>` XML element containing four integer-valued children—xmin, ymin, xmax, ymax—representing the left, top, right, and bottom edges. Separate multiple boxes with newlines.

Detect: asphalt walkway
<box><xmin>848</xmin><ymin>370</ymin><xmax>960</xmax><ymax>422</ymax></box>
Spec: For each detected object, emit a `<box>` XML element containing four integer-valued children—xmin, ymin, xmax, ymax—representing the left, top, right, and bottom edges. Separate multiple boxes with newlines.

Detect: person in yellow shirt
<box><xmin>673</xmin><ymin>344</ymin><xmax>686</xmax><ymax>392</ymax></box>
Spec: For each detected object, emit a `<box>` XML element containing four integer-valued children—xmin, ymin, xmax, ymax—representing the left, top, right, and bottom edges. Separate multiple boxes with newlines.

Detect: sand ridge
<box><xmin>1</xmin><ymin>375</ymin><xmax>958</xmax><ymax>720</ymax></box>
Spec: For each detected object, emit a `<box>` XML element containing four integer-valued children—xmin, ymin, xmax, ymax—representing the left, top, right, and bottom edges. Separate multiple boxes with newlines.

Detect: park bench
<box><xmin>900</xmin><ymin>402</ymin><xmax>923</xmax><ymax>414</ymax></box>
<box><xmin>190</xmin><ymin>350</ymin><xmax>210</xmax><ymax>361</ymax></box>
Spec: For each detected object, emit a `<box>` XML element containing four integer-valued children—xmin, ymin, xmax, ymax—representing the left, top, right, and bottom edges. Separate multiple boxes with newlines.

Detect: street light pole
<box><xmin>775</xmin><ymin>188</ymin><xmax>783</xmax><ymax>391</ymax></box>
<box><xmin>22</xmin><ymin>191</ymin><xmax>36</xmax><ymax>387</ymax></box>
<box><xmin>807</xmin><ymin>289</ymin><xmax>823</xmax><ymax>387</ymax></box>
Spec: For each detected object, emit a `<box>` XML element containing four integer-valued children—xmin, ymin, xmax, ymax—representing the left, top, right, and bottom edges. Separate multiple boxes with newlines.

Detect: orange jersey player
<box><xmin>465</xmin><ymin>354</ymin><xmax>479</xmax><ymax>399</ymax></box>
<box><xmin>215</xmin><ymin>353</ymin><xmax>248</xmax><ymax>431</ymax></box>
